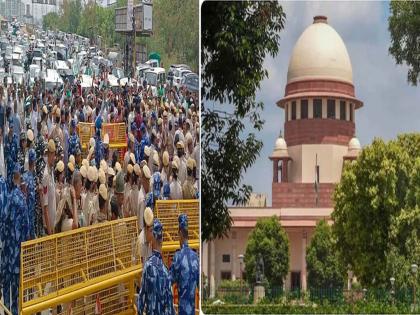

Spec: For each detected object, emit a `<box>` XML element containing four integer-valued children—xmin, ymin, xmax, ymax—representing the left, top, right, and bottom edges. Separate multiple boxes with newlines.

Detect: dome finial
<box><xmin>279</xmin><ymin>130</ymin><xmax>283</xmax><ymax>138</ymax></box>
<box><xmin>313</xmin><ymin>15</ymin><xmax>328</xmax><ymax>24</ymax></box>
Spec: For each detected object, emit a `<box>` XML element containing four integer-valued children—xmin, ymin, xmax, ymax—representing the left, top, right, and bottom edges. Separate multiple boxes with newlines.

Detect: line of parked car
<box><xmin>0</xmin><ymin>22</ymin><xmax>198</xmax><ymax>95</ymax></box>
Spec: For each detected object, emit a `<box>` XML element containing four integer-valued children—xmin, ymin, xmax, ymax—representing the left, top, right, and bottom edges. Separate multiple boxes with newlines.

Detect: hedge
<box><xmin>202</xmin><ymin>302</ymin><xmax>413</xmax><ymax>314</ymax></box>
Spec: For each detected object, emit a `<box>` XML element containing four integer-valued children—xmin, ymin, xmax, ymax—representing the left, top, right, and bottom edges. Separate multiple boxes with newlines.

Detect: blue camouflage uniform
<box><xmin>4</xmin><ymin>167</ymin><xmax>30</xmax><ymax>315</ymax></box>
<box><xmin>169</xmin><ymin>214</ymin><xmax>199</xmax><ymax>315</ymax></box>
<box><xmin>137</xmin><ymin>219</ymin><xmax>175</xmax><ymax>315</ymax></box>
<box><xmin>0</xmin><ymin>176</ymin><xmax>9</xmax><ymax>300</ymax></box>
<box><xmin>68</xmin><ymin>120</ymin><xmax>81</xmax><ymax>159</ymax></box>
<box><xmin>94</xmin><ymin>117</ymin><xmax>104</xmax><ymax>167</ymax></box>
<box><xmin>4</xmin><ymin>120</ymin><xmax>19</xmax><ymax>190</ymax></box>
<box><xmin>139</xmin><ymin>123</ymin><xmax>150</xmax><ymax>162</ymax></box>
<box><xmin>34</xmin><ymin>131</ymin><xmax>46</xmax><ymax>237</ymax></box>
<box><xmin>22</xmin><ymin>149</ymin><xmax>36</xmax><ymax>239</ymax></box>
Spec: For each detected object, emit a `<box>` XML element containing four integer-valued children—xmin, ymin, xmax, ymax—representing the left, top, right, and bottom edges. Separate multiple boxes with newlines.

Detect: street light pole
<box><xmin>390</xmin><ymin>277</ymin><xmax>395</xmax><ymax>306</ymax></box>
<box><xmin>238</xmin><ymin>254</ymin><xmax>244</xmax><ymax>295</ymax></box>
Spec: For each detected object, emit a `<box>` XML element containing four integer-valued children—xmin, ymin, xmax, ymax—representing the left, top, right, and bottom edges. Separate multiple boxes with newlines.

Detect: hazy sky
<box><xmin>239</xmin><ymin>1</ymin><xmax>420</xmax><ymax>206</ymax></box>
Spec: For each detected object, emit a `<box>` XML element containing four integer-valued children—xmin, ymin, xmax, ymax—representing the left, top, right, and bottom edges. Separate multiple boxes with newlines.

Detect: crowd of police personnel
<box><xmin>0</xmin><ymin>72</ymin><xmax>199</xmax><ymax>315</ymax></box>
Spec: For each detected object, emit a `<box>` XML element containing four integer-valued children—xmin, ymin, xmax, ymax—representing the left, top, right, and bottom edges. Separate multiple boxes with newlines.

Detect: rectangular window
<box><xmin>222</xmin><ymin>254</ymin><xmax>230</xmax><ymax>263</ymax></box>
<box><xmin>350</xmin><ymin>103</ymin><xmax>354</xmax><ymax>122</ymax></box>
<box><xmin>340</xmin><ymin>101</ymin><xmax>346</xmax><ymax>120</ymax></box>
<box><xmin>221</xmin><ymin>271</ymin><xmax>231</xmax><ymax>280</ymax></box>
<box><xmin>313</xmin><ymin>99</ymin><xmax>322</xmax><ymax>118</ymax></box>
<box><xmin>301</xmin><ymin>100</ymin><xmax>308</xmax><ymax>119</ymax></box>
<box><xmin>291</xmin><ymin>101</ymin><xmax>296</xmax><ymax>120</ymax></box>
<box><xmin>327</xmin><ymin>99</ymin><xmax>335</xmax><ymax>119</ymax></box>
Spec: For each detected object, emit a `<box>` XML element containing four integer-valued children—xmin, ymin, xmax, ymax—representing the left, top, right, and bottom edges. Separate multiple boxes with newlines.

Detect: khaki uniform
<box><xmin>178</xmin><ymin>156</ymin><xmax>187</xmax><ymax>185</ymax></box>
<box><xmin>130</xmin><ymin>184</ymin><xmax>140</xmax><ymax>222</ymax></box>
<box><xmin>182</xmin><ymin>178</ymin><xmax>196</xmax><ymax>200</ymax></box>
<box><xmin>170</xmin><ymin>178</ymin><xmax>182</xmax><ymax>200</ymax></box>
<box><xmin>42</xmin><ymin>165</ymin><xmax>56</xmax><ymax>233</ymax></box>
<box><xmin>123</xmin><ymin>182</ymin><xmax>132</xmax><ymax>217</ymax></box>
<box><xmin>82</xmin><ymin>191</ymin><xmax>99</xmax><ymax>226</ymax></box>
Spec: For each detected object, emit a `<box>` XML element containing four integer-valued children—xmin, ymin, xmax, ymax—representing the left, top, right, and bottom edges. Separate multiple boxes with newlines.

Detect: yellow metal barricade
<box><xmin>20</xmin><ymin>218</ymin><xmax>139</xmax><ymax>315</ymax></box>
<box><xmin>78</xmin><ymin>122</ymin><xmax>127</xmax><ymax>151</ymax></box>
<box><xmin>20</xmin><ymin>208</ymin><xmax>200</xmax><ymax>315</ymax></box>
<box><xmin>155</xmin><ymin>199</ymin><xmax>200</xmax><ymax>242</ymax></box>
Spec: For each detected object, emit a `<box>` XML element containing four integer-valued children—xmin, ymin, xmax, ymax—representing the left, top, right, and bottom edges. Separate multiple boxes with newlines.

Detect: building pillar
<box><xmin>301</xmin><ymin>231</ymin><xmax>307</xmax><ymax>291</ymax></box>
<box><xmin>232</xmin><ymin>241</ymin><xmax>237</xmax><ymax>281</ymax></box>
<box><xmin>281</xmin><ymin>158</ymin><xmax>288</xmax><ymax>182</ymax></box>
<box><xmin>272</xmin><ymin>159</ymin><xmax>279</xmax><ymax>183</ymax></box>
<box><xmin>210</xmin><ymin>241</ymin><xmax>216</xmax><ymax>298</ymax></box>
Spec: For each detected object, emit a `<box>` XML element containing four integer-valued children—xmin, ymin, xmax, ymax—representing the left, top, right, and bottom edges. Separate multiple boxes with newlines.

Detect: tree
<box><xmin>244</xmin><ymin>216</ymin><xmax>289</xmax><ymax>289</ymax></box>
<box><xmin>306</xmin><ymin>220</ymin><xmax>345</xmax><ymax>289</ymax></box>
<box><xmin>201</xmin><ymin>1</ymin><xmax>286</xmax><ymax>241</ymax></box>
<box><xmin>42</xmin><ymin>12</ymin><xmax>60</xmax><ymax>31</ymax></box>
<box><xmin>386</xmin><ymin>157</ymin><xmax>420</xmax><ymax>290</ymax></box>
<box><xmin>332</xmin><ymin>133</ymin><xmax>420</xmax><ymax>287</ymax></box>
<box><xmin>388</xmin><ymin>1</ymin><xmax>420</xmax><ymax>86</ymax></box>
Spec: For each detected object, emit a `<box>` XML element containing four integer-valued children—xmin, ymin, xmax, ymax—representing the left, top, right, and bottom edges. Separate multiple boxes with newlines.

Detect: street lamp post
<box><xmin>390</xmin><ymin>277</ymin><xmax>395</xmax><ymax>305</ymax></box>
<box><xmin>411</xmin><ymin>264</ymin><xmax>418</xmax><ymax>311</ymax></box>
<box><xmin>238</xmin><ymin>254</ymin><xmax>244</xmax><ymax>295</ymax></box>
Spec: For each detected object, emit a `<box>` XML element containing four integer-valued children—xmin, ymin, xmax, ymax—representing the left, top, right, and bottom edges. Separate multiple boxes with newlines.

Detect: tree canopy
<box><xmin>332</xmin><ymin>133</ymin><xmax>420</xmax><ymax>288</ymax></box>
<box><xmin>201</xmin><ymin>1</ymin><xmax>286</xmax><ymax>241</ymax></box>
<box><xmin>306</xmin><ymin>220</ymin><xmax>345</xmax><ymax>289</ymax></box>
<box><xmin>388</xmin><ymin>1</ymin><xmax>420</xmax><ymax>86</ymax></box>
<box><xmin>244</xmin><ymin>216</ymin><xmax>289</xmax><ymax>289</ymax></box>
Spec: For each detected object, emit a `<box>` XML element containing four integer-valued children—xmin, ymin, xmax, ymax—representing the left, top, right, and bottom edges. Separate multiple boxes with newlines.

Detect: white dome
<box><xmin>287</xmin><ymin>16</ymin><xmax>353</xmax><ymax>84</ymax></box>
<box><xmin>275</xmin><ymin>137</ymin><xmax>288</xmax><ymax>151</ymax></box>
<box><xmin>270</xmin><ymin>136</ymin><xmax>289</xmax><ymax>159</ymax></box>
<box><xmin>348</xmin><ymin>137</ymin><xmax>361</xmax><ymax>151</ymax></box>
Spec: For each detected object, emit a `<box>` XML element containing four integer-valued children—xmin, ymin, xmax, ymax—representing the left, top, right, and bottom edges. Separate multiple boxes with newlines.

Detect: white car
<box><xmin>28</xmin><ymin>64</ymin><xmax>41</xmax><ymax>86</ymax></box>
<box><xmin>172</xmin><ymin>68</ymin><xmax>191</xmax><ymax>89</ymax></box>
<box><xmin>144</xmin><ymin>67</ymin><xmax>166</xmax><ymax>96</ymax></box>
<box><xmin>45</xmin><ymin>68</ymin><xmax>63</xmax><ymax>90</ymax></box>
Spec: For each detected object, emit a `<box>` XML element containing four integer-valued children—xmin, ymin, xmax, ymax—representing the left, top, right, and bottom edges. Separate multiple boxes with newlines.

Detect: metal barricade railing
<box><xmin>77</xmin><ymin>122</ymin><xmax>127</xmax><ymax>150</ymax></box>
<box><xmin>20</xmin><ymin>208</ymin><xmax>200</xmax><ymax>315</ymax></box>
<box><xmin>155</xmin><ymin>199</ymin><xmax>199</xmax><ymax>243</ymax></box>
<box><xmin>20</xmin><ymin>217</ymin><xmax>139</xmax><ymax>314</ymax></box>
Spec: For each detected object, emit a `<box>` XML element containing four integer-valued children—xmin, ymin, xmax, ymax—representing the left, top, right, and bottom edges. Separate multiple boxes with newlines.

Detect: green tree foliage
<box><xmin>41</xmin><ymin>0</ymin><xmax>198</xmax><ymax>70</ymax></box>
<box><xmin>42</xmin><ymin>12</ymin><xmax>60</xmax><ymax>31</ymax></box>
<box><xmin>139</xmin><ymin>0</ymin><xmax>198</xmax><ymax>71</ymax></box>
<box><xmin>332</xmin><ymin>133</ymin><xmax>420</xmax><ymax>287</ymax></box>
<box><xmin>386</xmin><ymin>156</ymin><xmax>420</xmax><ymax>289</ymax></box>
<box><xmin>201</xmin><ymin>1</ymin><xmax>286</xmax><ymax>241</ymax></box>
<box><xmin>388</xmin><ymin>1</ymin><xmax>420</xmax><ymax>85</ymax></box>
<box><xmin>306</xmin><ymin>220</ymin><xmax>345</xmax><ymax>289</ymax></box>
<box><xmin>244</xmin><ymin>216</ymin><xmax>289</xmax><ymax>289</ymax></box>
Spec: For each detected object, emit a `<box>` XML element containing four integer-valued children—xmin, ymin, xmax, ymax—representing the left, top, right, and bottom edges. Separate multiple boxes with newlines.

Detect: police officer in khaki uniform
<box><xmin>42</xmin><ymin>139</ymin><xmax>57</xmax><ymax>235</ymax></box>
<box><xmin>182</xmin><ymin>158</ymin><xmax>197</xmax><ymax>200</ymax></box>
<box><xmin>82</xmin><ymin>166</ymin><xmax>99</xmax><ymax>226</ymax></box>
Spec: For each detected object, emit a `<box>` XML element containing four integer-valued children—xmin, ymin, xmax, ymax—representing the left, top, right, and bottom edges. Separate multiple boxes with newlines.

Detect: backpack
<box><xmin>153</xmin><ymin>172</ymin><xmax>162</xmax><ymax>199</ymax></box>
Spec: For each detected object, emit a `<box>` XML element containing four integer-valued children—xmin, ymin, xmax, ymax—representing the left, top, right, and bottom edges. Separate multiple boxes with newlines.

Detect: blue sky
<box><xmin>239</xmin><ymin>1</ymin><xmax>420</xmax><ymax>206</ymax></box>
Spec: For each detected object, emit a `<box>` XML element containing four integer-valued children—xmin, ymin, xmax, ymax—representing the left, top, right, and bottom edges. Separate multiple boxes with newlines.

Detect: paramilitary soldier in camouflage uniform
<box><xmin>4</xmin><ymin>117</ymin><xmax>19</xmax><ymax>190</ymax></box>
<box><xmin>22</xmin><ymin>148</ymin><xmax>36</xmax><ymax>239</ymax></box>
<box><xmin>169</xmin><ymin>214</ymin><xmax>199</xmax><ymax>315</ymax></box>
<box><xmin>68</xmin><ymin>119</ymin><xmax>81</xmax><ymax>158</ymax></box>
<box><xmin>137</xmin><ymin>218</ymin><xmax>175</xmax><ymax>315</ymax></box>
<box><xmin>5</xmin><ymin>166</ymin><xmax>30</xmax><ymax>315</ymax></box>
<box><xmin>34</xmin><ymin>121</ymin><xmax>46</xmax><ymax>237</ymax></box>
<box><xmin>0</xmin><ymin>175</ymin><xmax>8</xmax><ymax>307</ymax></box>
